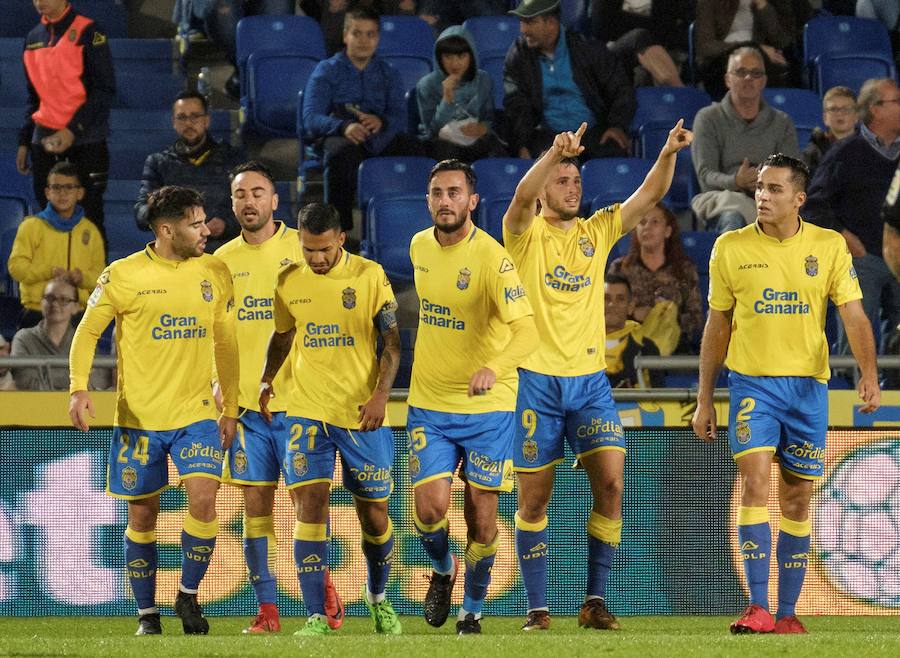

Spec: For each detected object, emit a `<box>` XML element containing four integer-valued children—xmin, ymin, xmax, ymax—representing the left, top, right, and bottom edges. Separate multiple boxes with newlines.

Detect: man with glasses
<box><xmin>804</xmin><ymin>78</ymin><xmax>900</xmax><ymax>353</ymax></box>
<box><xmin>691</xmin><ymin>46</ymin><xmax>800</xmax><ymax>234</ymax></box>
<box><xmin>136</xmin><ymin>91</ymin><xmax>245</xmax><ymax>252</ymax></box>
<box><xmin>7</xmin><ymin>161</ymin><xmax>105</xmax><ymax>329</ymax></box>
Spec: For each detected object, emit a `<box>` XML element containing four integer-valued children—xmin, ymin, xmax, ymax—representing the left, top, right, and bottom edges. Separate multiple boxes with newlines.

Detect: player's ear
<box><xmin>468</xmin><ymin>192</ymin><xmax>480</xmax><ymax>211</ymax></box>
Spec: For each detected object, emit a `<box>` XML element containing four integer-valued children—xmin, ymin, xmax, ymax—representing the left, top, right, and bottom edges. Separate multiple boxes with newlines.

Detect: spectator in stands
<box><xmin>135</xmin><ymin>91</ymin><xmax>245</xmax><ymax>252</ymax></box>
<box><xmin>10</xmin><ymin>277</ymin><xmax>109</xmax><ymax>391</ymax></box>
<box><xmin>884</xmin><ymin>162</ymin><xmax>900</xmax><ymax>279</ymax></box>
<box><xmin>607</xmin><ymin>202</ymin><xmax>703</xmax><ymax>354</ymax></box>
<box><xmin>417</xmin><ymin>0</ymin><xmax>507</xmax><ymax>35</ymax></box>
<box><xmin>300</xmin><ymin>1</ymin><xmax>418</xmax><ymax>55</ymax></box>
<box><xmin>503</xmin><ymin>0</ymin><xmax>636</xmax><ymax>160</ymax></box>
<box><xmin>416</xmin><ymin>26</ymin><xmax>505</xmax><ymax>161</ymax></box>
<box><xmin>589</xmin><ymin>0</ymin><xmax>688</xmax><ymax>87</ymax></box>
<box><xmin>691</xmin><ymin>46</ymin><xmax>799</xmax><ymax>234</ymax></box>
<box><xmin>16</xmin><ymin>0</ymin><xmax>115</xmax><ymax>239</ymax></box>
<box><xmin>0</xmin><ymin>334</ymin><xmax>14</xmax><ymax>391</ymax></box>
<box><xmin>693</xmin><ymin>0</ymin><xmax>810</xmax><ymax>99</ymax></box>
<box><xmin>803</xmin><ymin>77</ymin><xmax>900</xmax><ymax>351</ymax></box>
<box><xmin>604</xmin><ymin>274</ymin><xmax>663</xmax><ymax>388</ymax></box>
<box><xmin>7</xmin><ymin>162</ymin><xmax>105</xmax><ymax>330</ymax></box>
<box><xmin>857</xmin><ymin>1</ymin><xmax>899</xmax><ymax>56</ymax></box>
<box><xmin>803</xmin><ymin>86</ymin><xmax>859</xmax><ymax>178</ymax></box>
<box><xmin>303</xmin><ymin>6</ymin><xmax>425</xmax><ymax>232</ymax></box>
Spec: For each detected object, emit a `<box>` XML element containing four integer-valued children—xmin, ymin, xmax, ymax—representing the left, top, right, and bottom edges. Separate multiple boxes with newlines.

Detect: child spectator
<box><xmin>604</xmin><ymin>274</ymin><xmax>663</xmax><ymax>388</ymax></box>
<box><xmin>803</xmin><ymin>86</ymin><xmax>859</xmax><ymax>178</ymax></box>
<box><xmin>416</xmin><ymin>26</ymin><xmax>505</xmax><ymax>161</ymax></box>
<box><xmin>7</xmin><ymin>162</ymin><xmax>105</xmax><ymax>330</ymax></box>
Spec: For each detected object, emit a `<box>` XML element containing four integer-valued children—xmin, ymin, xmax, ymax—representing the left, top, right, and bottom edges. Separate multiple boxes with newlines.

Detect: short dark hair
<box><xmin>758</xmin><ymin>153</ymin><xmax>810</xmax><ymax>192</ymax></box>
<box><xmin>47</xmin><ymin>161</ymin><xmax>81</xmax><ymax>182</ymax></box>
<box><xmin>344</xmin><ymin>6</ymin><xmax>380</xmax><ymax>31</ymax></box>
<box><xmin>429</xmin><ymin>159</ymin><xmax>477</xmax><ymax>193</ymax></box>
<box><xmin>174</xmin><ymin>90</ymin><xmax>209</xmax><ymax>114</ymax></box>
<box><xmin>146</xmin><ymin>186</ymin><xmax>205</xmax><ymax>225</ymax></box>
<box><xmin>605</xmin><ymin>273</ymin><xmax>632</xmax><ymax>295</ymax></box>
<box><xmin>298</xmin><ymin>203</ymin><xmax>341</xmax><ymax>234</ymax></box>
<box><xmin>230</xmin><ymin>160</ymin><xmax>276</xmax><ymax>191</ymax></box>
<box><xmin>538</xmin><ymin>150</ymin><xmax>580</xmax><ymax>170</ymax></box>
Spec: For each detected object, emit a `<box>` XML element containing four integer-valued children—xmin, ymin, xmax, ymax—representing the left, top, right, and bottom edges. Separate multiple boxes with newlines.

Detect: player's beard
<box><xmin>433</xmin><ymin>208</ymin><xmax>469</xmax><ymax>234</ymax></box>
<box><xmin>543</xmin><ymin>197</ymin><xmax>580</xmax><ymax>222</ymax></box>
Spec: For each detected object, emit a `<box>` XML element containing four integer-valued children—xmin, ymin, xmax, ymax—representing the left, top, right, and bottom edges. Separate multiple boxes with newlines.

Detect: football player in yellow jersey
<box><xmin>214</xmin><ymin>161</ymin><xmax>342</xmax><ymax>633</ymax></box>
<box><xmin>259</xmin><ymin>203</ymin><xmax>403</xmax><ymax>636</ymax></box>
<box><xmin>68</xmin><ymin>186</ymin><xmax>239</xmax><ymax>636</ymax></box>
<box><xmin>408</xmin><ymin>160</ymin><xmax>538</xmax><ymax>635</ymax></box>
<box><xmin>692</xmin><ymin>154</ymin><xmax>880</xmax><ymax>635</ymax></box>
<box><xmin>503</xmin><ymin>121</ymin><xmax>692</xmax><ymax>632</ymax></box>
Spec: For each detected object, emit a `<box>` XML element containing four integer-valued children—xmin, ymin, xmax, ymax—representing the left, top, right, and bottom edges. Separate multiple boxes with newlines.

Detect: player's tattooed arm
<box><xmin>359</xmin><ymin>302</ymin><xmax>400</xmax><ymax>431</ymax></box>
<box><xmin>259</xmin><ymin>328</ymin><xmax>296</xmax><ymax>421</ymax></box>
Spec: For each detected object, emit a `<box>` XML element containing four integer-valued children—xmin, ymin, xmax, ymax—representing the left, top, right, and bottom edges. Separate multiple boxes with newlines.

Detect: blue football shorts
<box><xmin>107</xmin><ymin>419</ymin><xmax>223</xmax><ymax>499</ymax></box>
<box><xmin>513</xmin><ymin>369</ymin><xmax>626</xmax><ymax>471</ymax></box>
<box><xmin>728</xmin><ymin>371</ymin><xmax>828</xmax><ymax>479</ymax></box>
<box><xmin>281</xmin><ymin>415</ymin><xmax>394</xmax><ymax>501</ymax></box>
<box><xmin>406</xmin><ymin>406</ymin><xmax>515</xmax><ymax>492</ymax></box>
<box><xmin>224</xmin><ymin>410</ymin><xmax>285</xmax><ymax>486</ymax></box>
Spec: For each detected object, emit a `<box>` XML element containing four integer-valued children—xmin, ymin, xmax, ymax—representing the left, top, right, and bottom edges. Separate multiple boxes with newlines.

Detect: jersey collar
<box><xmin>752</xmin><ymin>218</ymin><xmax>805</xmax><ymax>245</ymax></box>
<box><xmin>145</xmin><ymin>243</ymin><xmax>198</xmax><ymax>268</ymax></box>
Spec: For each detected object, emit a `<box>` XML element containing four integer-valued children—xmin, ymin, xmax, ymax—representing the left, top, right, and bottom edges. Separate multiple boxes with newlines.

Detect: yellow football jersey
<box><xmin>409</xmin><ymin>225</ymin><xmax>534</xmax><ymax>413</ymax></box>
<box><xmin>70</xmin><ymin>246</ymin><xmax>240</xmax><ymax>430</ymax></box>
<box><xmin>215</xmin><ymin>222</ymin><xmax>301</xmax><ymax>412</ymax></box>
<box><xmin>708</xmin><ymin>220</ymin><xmax>862</xmax><ymax>382</ymax></box>
<box><xmin>503</xmin><ymin>206</ymin><xmax>623</xmax><ymax>376</ymax></box>
<box><xmin>273</xmin><ymin>251</ymin><xmax>396</xmax><ymax>429</ymax></box>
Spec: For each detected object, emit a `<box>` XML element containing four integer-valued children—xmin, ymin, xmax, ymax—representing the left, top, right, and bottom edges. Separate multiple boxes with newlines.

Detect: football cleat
<box><xmin>456</xmin><ymin>613</ymin><xmax>482</xmax><ymax>635</ymax></box>
<box><xmin>774</xmin><ymin>615</ymin><xmax>808</xmax><ymax>634</ymax></box>
<box><xmin>423</xmin><ymin>554</ymin><xmax>459</xmax><ymax>627</ymax></box>
<box><xmin>323</xmin><ymin>569</ymin><xmax>344</xmax><ymax>630</ymax></box>
<box><xmin>730</xmin><ymin>604</ymin><xmax>775</xmax><ymax>634</ymax></box>
<box><xmin>522</xmin><ymin>609</ymin><xmax>551</xmax><ymax>631</ymax></box>
<box><xmin>135</xmin><ymin>612</ymin><xmax>162</xmax><ymax>635</ymax></box>
<box><xmin>243</xmin><ymin>604</ymin><xmax>281</xmax><ymax>633</ymax></box>
<box><xmin>294</xmin><ymin>616</ymin><xmax>332</xmax><ymax>636</ymax></box>
<box><xmin>578</xmin><ymin>598</ymin><xmax>620</xmax><ymax>630</ymax></box>
<box><xmin>174</xmin><ymin>591</ymin><xmax>209</xmax><ymax>635</ymax></box>
<box><xmin>363</xmin><ymin>588</ymin><xmax>402</xmax><ymax>635</ymax></box>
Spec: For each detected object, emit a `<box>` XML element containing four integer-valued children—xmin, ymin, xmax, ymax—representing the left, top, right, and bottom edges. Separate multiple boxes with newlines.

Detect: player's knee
<box><xmin>741</xmin><ymin>472</ymin><xmax>770</xmax><ymax>505</ymax></box>
<box><xmin>470</xmin><ymin>521</ymin><xmax>498</xmax><ymax>545</ymax></box>
<box><xmin>517</xmin><ymin>498</ymin><xmax>549</xmax><ymax>523</ymax></box>
<box><xmin>595</xmin><ymin>474</ymin><xmax>624</xmax><ymax>502</ymax></box>
<box><xmin>357</xmin><ymin>500</ymin><xmax>389</xmax><ymax>536</ymax></box>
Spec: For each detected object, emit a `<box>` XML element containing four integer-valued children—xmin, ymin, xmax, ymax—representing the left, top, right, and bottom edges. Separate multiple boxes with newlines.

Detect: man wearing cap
<box><xmin>504</xmin><ymin>0</ymin><xmax>636</xmax><ymax>160</ymax></box>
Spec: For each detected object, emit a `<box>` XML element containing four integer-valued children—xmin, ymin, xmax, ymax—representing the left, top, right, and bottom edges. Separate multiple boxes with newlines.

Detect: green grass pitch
<box><xmin>2</xmin><ymin>616</ymin><xmax>900</xmax><ymax>657</ymax></box>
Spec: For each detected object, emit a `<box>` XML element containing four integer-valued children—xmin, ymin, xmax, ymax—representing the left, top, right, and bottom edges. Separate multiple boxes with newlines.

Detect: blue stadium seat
<box><xmin>0</xmin><ymin>194</ymin><xmax>26</xmax><ymax>236</ymax></box>
<box><xmin>630</xmin><ymin>86</ymin><xmax>711</xmax><ymax>135</ymax></box>
<box><xmin>382</xmin><ymin>56</ymin><xmax>432</xmax><ymax>96</ymax></box>
<box><xmin>637</xmin><ymin>122</ymin><xmax>697</xmax><ymax>210</ymax></box>
<box><xmin>377</xmin><ymin>15</ymin><xmax>434</xmax><ymax>61</ymax></box>
<box><xmin>762</xmin><ymin>88</ymin><xmax>823</xmax><ymax>149</ymax></box>
<box><xmin>680</xmin><ymin>231</ymin><xmax>716</xmax><ymax>275</ymax></box>
<box><xmin>0</xmin><ymin>1</ymin><xmax>36</xmax><ymax>38</ymax></box>
<box><xmin>0</xmin><ymin>159</ymin><xmax>33</xmax><ymax>206</ymax></box>
<box><xmin>109</xmin><ymin>38</ymin><xmax>176</xmax><ymax>75</ymax></box>
<box><xmin>295</xmin><ymin>89</ymin><xmax>322</xmax><ymax>188</ymax></box>
<box><xmin>406</xmin><ymin>88</ymin><xmax>421</xmax><ymax>135</ymax></box>
<box><xmin>0</xmin><ymin>55</ymin><xmax>27</xmax><ymax>108</ymax></box>
<box><xmin>246</xmin><ymin>51</ymin><xmax>319</xmax><ymax>137</ymax></box>
<box><xmin>0</xmin><ymin>197</ymin><xmax>25</xmax><ymax>295</ymax></box>
<box><xmin>104</xmin><ymin>180</ymin><xmax>152</xmax><ymax>263</ymax></box>
<box><xmin>480</xmin><ymin>53</ymin><xmax>506</xmax><ymax>111</ymax></box>
<box><xmin>0</xmin><ymin>292</ymin><xmax>21</xmax><ymax>339</ymax></box>
<box><xmin>236</xmin><ymin>15</ymin><xmax>325</xmax><ymax>110</ymax></box>
<box><xmin>472</xmin><ymin>158</ymin><xmax>531</xmax><ymax>239</ymax></box>
<box><xmin>462</xmin><ymin>16</ymin><xmax>519</xmax><ymax>59</ymax></box>
<box><xmin>814</xmin><ymin>53</ymin><xmax>897</xmax><ymax>96</ymax></box>
<box><xmin>803</xmin><ymin>15</ymin><xmax>893</xmax><ymax>85</ymax></box>
<box><xmin>0</xmin><ymin>37</ymin><xmax>22</xmax><ymax>60</ymax></box>
<box><xmin>0</xmin><ymin>109</ymin><xmax>23</xmax><ymax>150</ymax></box>
<box><xmin>582</xmin><ymin>158</ymin><xmax>653</xmax><ymax>210</ymax></box>
<box><xmin>477</xmin><ymin>197</ymin><xmax>511</xmax><ymax>243</ymax></box>
<box><xmin>364</xmin><ymin>195</ymin><xmax>432</xmax><ymax>282</ymax></box>
<box><xmin>112</xmin><ymin>72</ymin><xmax>185</xmax><ymax>109</ymax></box>
<box><xmin>357</xmin><ymin>157</ymin><xmax>436</xmax><ymax>212</ymax></box>
<box><xmin>72</xmin><ymin>0</ymin><xmax>128</xmax><ymax>38</ymax></box>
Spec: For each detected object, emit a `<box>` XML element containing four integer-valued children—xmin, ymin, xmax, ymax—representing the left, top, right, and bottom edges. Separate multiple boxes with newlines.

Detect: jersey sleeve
<box><xmin>828</xmin><ymin>240</ymin><xmax>863</xmax><ymax>306</ymax></box>
<box><xmin>707</xmin><ymin>237</ymin><xmax>735</xmax><ymax>312</ymax></box>
<box><xmin>273</xmin><ymin>274</ymin><xmax>295</xmax><ymax>334</ymax></box>
<box><xmin>485</xmin><ymin>245</ymin><xmax>533</xmax><ymax>323</ymax></box>
<box><xmin>585</xmin><ymin>204</ymin><xmax>624</xmax><ymax>254</ymax></box>
<box><xmin>501</xmin><ymin>215</ymin><xmax>536</xmax><ymax>262</ymax></box>
<box><xmin>69</xmin><ymin>266</ymin><xmax>118</xmax><ymax>392</ymax></box>
<box><xmin>372</xmin><ymin>266</ymin><xmax>398</xmax><ymax>332</ymax></box>
<box><xmin>212</xmin><ymin>262</ymin><xmax>240</xmax><ymax>418</ymax></box>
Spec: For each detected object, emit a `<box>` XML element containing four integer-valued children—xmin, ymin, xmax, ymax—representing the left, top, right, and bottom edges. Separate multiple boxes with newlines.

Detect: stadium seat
<box><xmin>405</xmin><ymin>88</ymin><xmax>421</xmax><ymax>135</ymax></box>
<box><xmin>104</xmin><ymin>180</ymin><xmax>152</xmax><ymax>262</ymax></box>
<box><xmin>357</xmin><ymin>157</ymin><xmax>436</xmax><ymax>213</ymax></box>
<box><xmin>0</xmin><ymin>291</ymin><xmax>21</xmax><ymax>339</ymax></box>
<box><xmin>0</xmin><ymin>159</ymin><xmax>33</xmax><ymax>206</ymax></box>
<box><xmin>762</xmin><ymin>88</ymin><xmax>823</xmax><ymax>149</ymax></box>
<box><xmin>112</xmin><ymin>72</ymin><xmax>186</xmax><ymax>110</ymax></box>
<box><xmin>0</xmin><ymin>194</ymin><xmax>26</xmax><ymax>236</ymax></box>
<box><xmin>477</xmin><ymin>197</ymin><xmax>511</xmax><ymax>243</ymax></box>
<box><xmin>109</xmin><ymin>38</ymin><xmax>176</xmax><ymax>76</ymax></box>
<box><xmin>246</xmin><ymin>51</ymin><xmax>319</xmax><ymax>137</ymax></box>
<box><xmin>236</xmin><ymin>15</ymin><xmax>325</xmax><ymax>109</ymax></box>
<box><xmin>471</xmin><ymin>158</ymin><xmax>531</xmax><ymax>239</ymax></box>
<box><xmin>381</xmin><ymin>55</ymin><xmax>432</xmax><ymax>95</ymax></box>
<box><xmin>814</xmin><ymin>53</ymin><xmax>897</xmax><ymax>96</ymax></box>
<box><xmin>582</xmin><ymin>158</ymin><xmax>653</xmax><ymax>210</ymax></box>
<box><xmin>462</xmin><ymin>16</ymin><xmax>519</xmax><ymax>59</ymax></box>
<box><xmin>364</xmin><ymin>194</ymin><xmax>432</xmax><ymax>282</ymax></box>
<box><xmin>0</xmin><ymin>0</ymin><xmax>36</xmax><ymax>38</ymax></box>
<box><xmin>630</xmin><ymin>86</ymin><xmax>712</xmax><ymax>135</ymax></box>
<box><xmin>681</xmin><ymin>231</ymin><xmax>716</xmax><ymax>274</ymax></box>
<box><xmin>0</xmin><ymin>198</ymin><xmax>25</xmax><ymax>296</ymax></box>
<box><xmin>71</xmin><ymin>0</ymin><xmax>128</xmax><ymax>38</ymax></box>
<box><xmin>480</xmin><ymin>53</ymin><xmax>506</xmax><ymax>111</ymax></box>
<box><xmin>295</xmin><ymin>89</ymin><xmax>322</xmax><ymax>188</ymax></box>
<box><xmin>0</xmin><ymin>48</ymin><xmax>27</xmax><ymax>108</ymax></box>
<box><xmin>637</xmin><ymin>122</ymin><xmax>697</xmax><ymax>211</ymax></box>
<box><xmin>803</xmin><ymin>15</ymin><xmax>893</xmax><ymax>85</ymax></box>
<box><xmin>608</xmin><ymin>232</ymin><xmax>632</xmax><ymax>262</ymax></box>
<box><xmin>377</xmin><ymin>15</ymin><xmax>434</xmax><ymax>61</ymax></box>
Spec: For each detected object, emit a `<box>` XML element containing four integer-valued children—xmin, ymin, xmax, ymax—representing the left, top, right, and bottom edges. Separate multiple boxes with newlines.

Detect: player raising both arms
<box><xmin>259</xmin><ymin>203</ymin><xmax>402</xmax><ymax>636</ymax></box>
<box><xmin>503</xmin><ymin>120</ymin><xmax>691</xmax><ymax>631</ymax></box>
<box><xmin>692</xmin><ymin>154</ymin><xmax>879</xmax><ymax>634</ymax></box>
<box><xmin>408</xmin><ymin>160</ymin><xmax>538</xmax><ymax>635</ymax></box>
<box><xmin>68</xmin><ymin>186</ymin><xmax>239</xmax><ymax>636</ymax></box>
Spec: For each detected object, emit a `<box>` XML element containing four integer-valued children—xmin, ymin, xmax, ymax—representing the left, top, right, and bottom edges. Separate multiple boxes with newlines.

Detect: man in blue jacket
<box><xmin>302</xmin><ymin>6</ymin><xmax>424</xmax><ymax>232</ymax></box>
